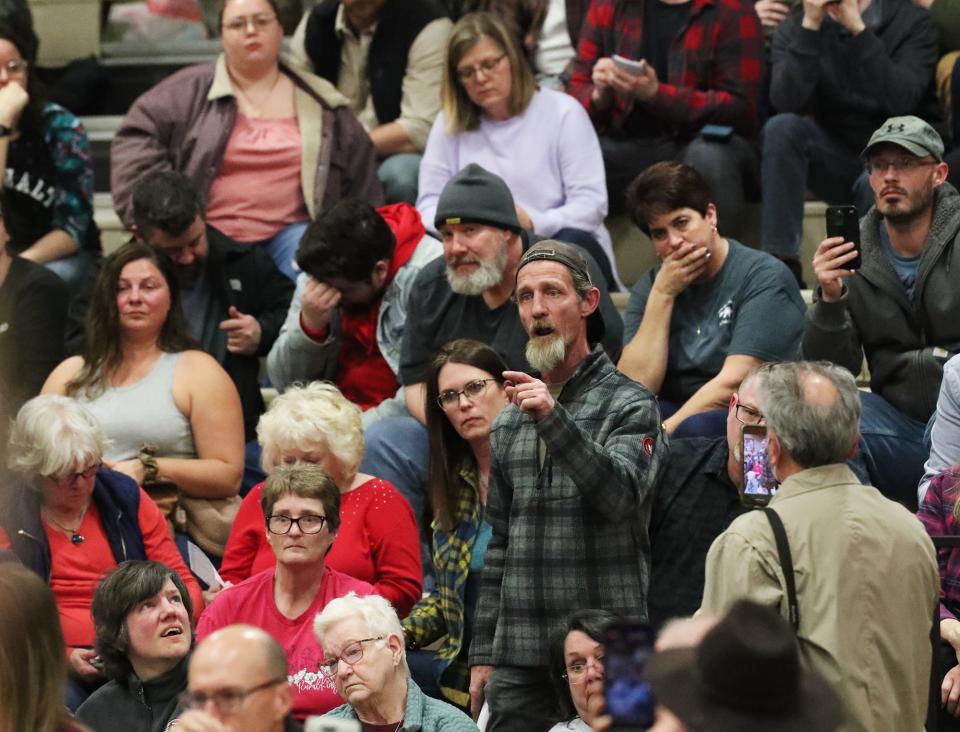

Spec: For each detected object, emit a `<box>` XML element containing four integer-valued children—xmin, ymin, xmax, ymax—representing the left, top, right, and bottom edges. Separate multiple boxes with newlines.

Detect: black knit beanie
<box><xmin>434</xmin><ymin>163</ymin><xmax>522</xmax><ymax>233</ymax></box>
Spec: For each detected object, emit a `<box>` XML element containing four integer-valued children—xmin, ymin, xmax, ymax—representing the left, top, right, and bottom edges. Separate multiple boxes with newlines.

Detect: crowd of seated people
<box><xmin>13</xmin><ymin>0</ymin><xmax>960</xmax><ymax>729</ymax></box>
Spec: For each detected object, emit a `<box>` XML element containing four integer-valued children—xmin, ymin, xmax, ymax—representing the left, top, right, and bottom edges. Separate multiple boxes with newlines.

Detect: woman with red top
<box><xmin>196</xmin><ymin>463</ymin><xmax>373</xmax><ymax>720</ymax></box>
<box><xmin>0</xmin><ymin>395</ymin><xmax>202</xmax><ymax>710</ymax></box>
<box><xmin>219</xmin><ymin>381</ymin><xmax>422</xmax><ymax>616</ymax></box>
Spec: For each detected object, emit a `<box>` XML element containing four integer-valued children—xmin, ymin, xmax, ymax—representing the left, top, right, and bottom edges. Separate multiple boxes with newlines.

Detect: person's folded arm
<box><xmin>662</xmin><ymin>355</ymin><xmax>762</xmax><ymax>434</ymax></box>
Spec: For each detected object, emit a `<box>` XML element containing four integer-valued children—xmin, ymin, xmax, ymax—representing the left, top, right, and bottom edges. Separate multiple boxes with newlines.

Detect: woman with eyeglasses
<box><xmin>110</xmin><ymin>0</ymin><xmax>383</xmax><ymax>280</ymax></box>
<box><xmin>218</xmin><ymin>381</ymin><xmax>422</xmax><ymax>617</ymax></box>
<box><xmin>416</xmin><ymin>12</ymin><xmax>617</xmax><ymax>289</ymax></box>
<box><xmin>548</xmin><ymin>609</ymin><xmax>617</xmax><ymax>732</ymax></box>
<box><xmin>401</xmin><ymin>339</ymin><xmax>510</xmax><ymax>709</ymax></box>
<box><xmin>196</xmin><ymin>462</ymin><xmax>374</xmax><ymax>720</ymax></box>
<box><xmin>0</xmin><ymin>18</ymin><xmax>100</xmax><ymax>295</ymax></box>
<box><xmin>0</xmin><ymin>395</ymin><xmax>202</xmax><ymax>711</ymax></box>
<box><xmin>316</xmin><ymin>592</ymin><xmax>478</xmax><ymax>730</ymax></box>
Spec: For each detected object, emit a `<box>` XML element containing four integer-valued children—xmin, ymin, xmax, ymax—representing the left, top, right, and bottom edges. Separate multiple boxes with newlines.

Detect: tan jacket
<box><xmin>701</xmin><ymin>464</ymin><xmax>938</xmax><ymax>732</ymax></box>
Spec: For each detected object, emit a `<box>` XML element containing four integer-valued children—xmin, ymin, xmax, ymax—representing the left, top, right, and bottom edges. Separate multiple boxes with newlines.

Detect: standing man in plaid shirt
<box><xmin>468</xmin><ymin>240</ymin><xmax>667</xmax><ymax>731</ymax></box>
<box><xmin>565</xmin><ymin>0</ymin><xmax>763</xmax><ymax>233</ymax></box>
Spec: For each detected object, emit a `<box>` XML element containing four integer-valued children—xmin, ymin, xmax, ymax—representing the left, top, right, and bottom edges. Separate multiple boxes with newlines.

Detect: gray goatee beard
<box><xmin>446</xmin><ymin>245</ymin><xmax>509</xmax><ymax>295</ymax></box>
<box><xmin>526</xmin><ymin>333</ymin><xmax>566</xmax><ymax>373</ymax></box>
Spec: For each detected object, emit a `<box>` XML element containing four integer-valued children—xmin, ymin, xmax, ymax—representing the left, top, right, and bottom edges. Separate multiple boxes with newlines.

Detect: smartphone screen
<box><xmin>603</xmin><ymin>621</ymin><xmax>656</xmax><ymax>730</ymax></box>
<box><xmin>741</xmin><ymin>425</ymin><xmax>777</xmax><ymax>507</ymax></box>
<box><xmin>825</xmin><ymin>205</ymin><xmax>861</xmax><ymax>270</ymax></box>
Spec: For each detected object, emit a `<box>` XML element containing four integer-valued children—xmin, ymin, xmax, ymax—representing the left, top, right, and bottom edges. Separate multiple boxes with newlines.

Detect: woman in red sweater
<box><xmin>219</xmin><ymin>382</ymin><xmax>422</xmax><ymax>616</ymax></box>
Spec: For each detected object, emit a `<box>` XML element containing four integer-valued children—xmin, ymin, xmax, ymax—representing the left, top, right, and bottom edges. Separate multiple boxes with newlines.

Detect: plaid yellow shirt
<box><xmin>402</xmin><ymin>467</ymin><xmax>482</xmax><ymax>708</ymax></box>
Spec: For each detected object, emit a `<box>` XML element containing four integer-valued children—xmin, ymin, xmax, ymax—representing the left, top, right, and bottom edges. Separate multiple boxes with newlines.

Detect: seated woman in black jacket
<box><xmin>77</xmin><ymin>560</ymin><xmax>194</xmax><ymax>732</ymax></box>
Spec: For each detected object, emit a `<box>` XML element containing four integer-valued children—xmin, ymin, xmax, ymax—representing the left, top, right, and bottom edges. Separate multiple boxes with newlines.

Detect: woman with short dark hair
<box><xmin>197</xmin><ymin>463</ymin><xmax>373</xmax><ymax>720</ymax></box>
<box><xmin>77</xmin><ymin>560</ymin><xmax>194</xmax><ymax>732</ymax></box>
<box><xmin>619</xmin><ymin>161</ymin><xmax>805</xmax><ymax>438</ymax></box>
<box><xmin>548</xmin><ymin>609</ymin><xmax>617</xmax><ymax>732</ymax></box>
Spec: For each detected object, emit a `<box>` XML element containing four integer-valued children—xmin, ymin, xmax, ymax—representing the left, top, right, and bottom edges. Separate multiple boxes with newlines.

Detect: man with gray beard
<box><xmin>468</xmin><ymin>240</ymin><xmax>667</xmax><ymax>732</ymax></box>
<box><xmin>359</xmin><ymin>164</ymin><xmax>623</xmax><ymax>553</ymax></box>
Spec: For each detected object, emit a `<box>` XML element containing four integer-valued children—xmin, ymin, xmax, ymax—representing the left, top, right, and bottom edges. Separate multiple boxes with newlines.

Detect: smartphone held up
<box><xmin>741</xmin><ymin>425</ymin><xmax>777</xmax><ymax>508</ymax></box>
<box><xmin>603</xmin><ymin>621</ymin><xmax>657</xmax><ymax>731</ymax></box>
<box><xmin>825</xmin><ymin>205</ymin><xmax>862</xmax><ymax>270</ymax></box>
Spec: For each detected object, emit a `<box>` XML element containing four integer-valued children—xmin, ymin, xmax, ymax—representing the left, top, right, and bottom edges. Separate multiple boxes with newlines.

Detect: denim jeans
<box><xmin>264</xmin><ymin>222</ymin><xmax>308</xmax><ymax>281</ymax></box>
<box><xmin>553</xmin><ymin>226</ymin><xmax>616</xmax><ymax>292</ymax></box>
<box><xmin>45</xmin><ymin>247</ymin><xmax>99</xmax><ymax>294</ymax></box>
<box><xmin>361</xmin><ymin>416</ymin><xmax>435</xmax><ymax>591</ymax></box>
<box><xmin>379</xmin><ymin>152</ymin><xmax>422</xmax><ymax>205</ymax></box>
<box><xmin>599</xmin><ymin>133</ymin><xmax>758</xmax><ymax>234</ymax></box>
<box><xmin>484</xmin><ymin>665</ymin><xmax>562</xmax><ymax>732</ymax></box>
<box><xmin>660</xmin><ymin>400</ymin><xmax>728</xmax><ymax>439</ymax></box>
<box><xmin>760</xmin><ymin>113</ymin><xmax>874</xmax><ymax>259</ymax></box>
<box><xmin>850</xmin><ymin>391</ymin><xmax>932</xmax><ymax>511</ymax></box>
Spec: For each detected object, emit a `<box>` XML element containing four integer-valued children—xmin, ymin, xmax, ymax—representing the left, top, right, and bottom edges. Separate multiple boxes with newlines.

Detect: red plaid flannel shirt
<box><xmin>567</xmin><ymin>0</ymin><xmax>763</xmax><ymax>138</ymax></box>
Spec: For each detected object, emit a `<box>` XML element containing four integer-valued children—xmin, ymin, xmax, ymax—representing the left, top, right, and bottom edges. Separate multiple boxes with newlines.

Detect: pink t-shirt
<box><xmin>196</xmin><ymin>566</ymin><xmax>372</xmax><ymax>719</ymax></box>
<box><xmin>218</xmin><ymin>478</ymin><xmax>422</xmax><ymax>617</ymax></box>
<box><xmin>205</xmin><ymin>114</ymin><xmax>310</xmax><ymax>242</ymax></box>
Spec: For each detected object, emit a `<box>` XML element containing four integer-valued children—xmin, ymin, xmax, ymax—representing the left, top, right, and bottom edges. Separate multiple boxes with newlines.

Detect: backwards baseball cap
<box><xmin>516</xmin><ymin>239</ymin><xmax>605</xmax><ymax>344</ymax></box>
<box><xmin>434</xmin><ymin>163</ymin><xmax>523</xmax><ymax>233</ymax></box>
<box><xmin>861</xmin><ymin>115</ymin><xmax>944</xmax><ymax>161</ymax></box>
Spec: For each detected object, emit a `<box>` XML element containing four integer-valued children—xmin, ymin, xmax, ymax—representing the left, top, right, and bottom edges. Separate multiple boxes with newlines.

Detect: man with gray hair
<box><xmin>700</xmin><ymin>360</ymin><xmax>939</xmax><ymax>732</ymax></box>
<box><xmin>469</xmin><ymin>240</ymin><xmax>667</xmax><ymax>732</ymax></box>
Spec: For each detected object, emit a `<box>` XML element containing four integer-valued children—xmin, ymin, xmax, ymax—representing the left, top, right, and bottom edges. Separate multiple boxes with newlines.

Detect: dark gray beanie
<box><xmin>434</xmin><ymin>163</ymin><xmax>522</xmax><ymax>233</ymax></box>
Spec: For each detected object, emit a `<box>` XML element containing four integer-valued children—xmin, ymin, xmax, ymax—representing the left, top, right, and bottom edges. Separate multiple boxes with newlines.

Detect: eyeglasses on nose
<box><xmin>318</xmin><ymin>637</ymin><xmax>384</xmax><ymax>678</ymax></box>
<box><xmin>266</xmin><ymin>514</ymin><xmax>327</xmax><ymax>534</ymax></box>
<box><xmin>456</xmin><ymin>54</ymin><xmax>506</xmax><ymax>83</ymax></box>
<box><xmin>437</xmin><ymin>378</ymin><xmax>497</xmax><ymax>408</ymax></box>
<box><xmin>222</xmin><ymin>14</ymin><xmax>276</xmax><ymax>32</ymax></box>
<box><xmin>179</xmin><ymin>678</ymin><xmax>286</xmax><ymax>714</ymax></box>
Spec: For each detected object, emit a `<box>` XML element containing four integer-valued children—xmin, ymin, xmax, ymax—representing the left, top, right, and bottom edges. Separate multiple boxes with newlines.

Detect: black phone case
<box><xmin>825</xmin><ymin>205</ymin><xmax>862</xmax><ymax>270</ymax></box>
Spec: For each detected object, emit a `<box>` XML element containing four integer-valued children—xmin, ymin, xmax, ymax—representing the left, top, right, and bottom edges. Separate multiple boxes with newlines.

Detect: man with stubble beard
<box><xmin>803</xmin><ymin>116</ymin><xmax>960</xmax><ymax>509</ymax></box>
<box><xmin>467</xmin><ymin>240</ymin><xmax>667</xmax><ymax>732</ymax></box>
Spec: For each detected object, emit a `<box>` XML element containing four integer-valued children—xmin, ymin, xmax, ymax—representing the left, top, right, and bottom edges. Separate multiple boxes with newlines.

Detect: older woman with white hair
<box><xmin>218</xmin><ymin>382</ymin><xmax>422</xmax><ymax>617</ymax></box>
<box><xmin>0</xmin><ymin>394</ymin><xmax>202</xmax><ymax>710</ymax></box>
<box><xmin>316</xmin><ymin>592</ymin><xmax>479</xmax><ymax>730</ymax></box>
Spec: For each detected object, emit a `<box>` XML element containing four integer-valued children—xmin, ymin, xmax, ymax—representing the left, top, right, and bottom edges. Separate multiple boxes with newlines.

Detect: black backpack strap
<box><xmin>763</xmin><ymin>507</ymin><xmax>800</xmax><ymax>632</ymax></box>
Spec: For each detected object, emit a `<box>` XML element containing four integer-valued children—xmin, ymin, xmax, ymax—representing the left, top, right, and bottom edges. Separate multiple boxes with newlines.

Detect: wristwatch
<box><xmin>0</xmin><ymin>125</ymin><xmax>12</xmax><ymax>138</ymax></box>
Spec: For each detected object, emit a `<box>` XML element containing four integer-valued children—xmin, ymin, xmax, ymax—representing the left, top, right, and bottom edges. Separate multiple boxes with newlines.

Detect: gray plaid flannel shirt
<box><xmin>469</xmin><ymin>346</ymin><xmax>668</xmax><ymax>668</ymax></box>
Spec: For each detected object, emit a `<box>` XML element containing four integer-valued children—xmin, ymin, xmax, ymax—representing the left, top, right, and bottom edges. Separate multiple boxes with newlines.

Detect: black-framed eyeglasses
<box><xmin>865</xmin><ymin>157</ymin><xmax>937</xmax><ymax>176</ymax></box>
<box><xmin>318</xmin><ymin>637</ymin><xmax>384</xmax><ymax>678</ymax></box>
<box><xmin>437</xmin><ymin>378</ymin><xmax>498</xmax><ymax>409</ymax></box>
<box><xmin>456</xmin><ymin>53</ymin><xmax>506</xmax><ymax>83</ymax></box>
<box><xmin>49</xmin><ymin>460</ymin><xmax>101</xmax><ymax>485</ymax></box>
<box><xmin>266</xmin><ymin>514</ymin><xmax>327</xmax><ymax>535</ymax></box>
<box><xmin>179</xmin><ymin>677</ymin><xmax>286</xmax><ymax>714</ymax></box>
<box><xmin>735</xmin><ymin>403</ymin><xmax>765</xmax><ymax>426</ymax></box>
<box><xmin>562</xmin><ymin>653</ymin><xmax>605</xmax><ymax>682</ymax></box>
